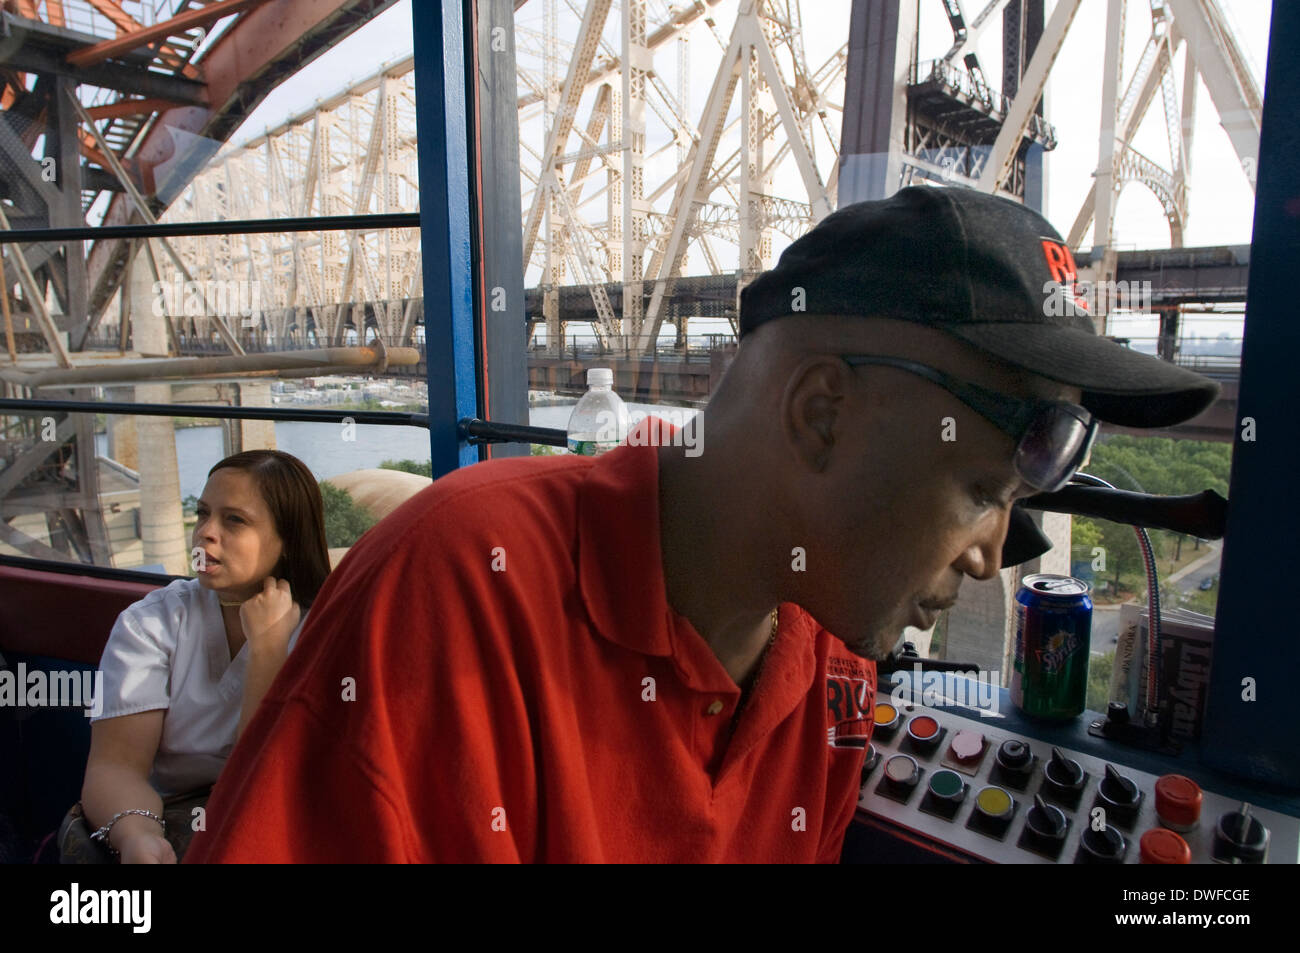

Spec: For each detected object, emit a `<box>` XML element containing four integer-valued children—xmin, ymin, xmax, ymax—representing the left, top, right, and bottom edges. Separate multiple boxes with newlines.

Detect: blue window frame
<box><xmin>411</xmin><ymin>1</ymin><xmax>482</xmax><ymax>478</ymax></box>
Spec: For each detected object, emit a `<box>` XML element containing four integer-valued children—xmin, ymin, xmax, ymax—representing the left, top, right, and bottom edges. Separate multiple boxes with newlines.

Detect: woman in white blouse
<box><xmin>73</xmin><ymin>449</ymin><xmax>331</xmax><ymax>863</ymax></box>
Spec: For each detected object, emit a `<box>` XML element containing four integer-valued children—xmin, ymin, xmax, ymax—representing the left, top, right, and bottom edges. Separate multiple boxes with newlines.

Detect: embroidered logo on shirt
<box><xmin>826</xmin><ymin>657</ymin><xmax>873</xmax><ymax>748</ymax></box>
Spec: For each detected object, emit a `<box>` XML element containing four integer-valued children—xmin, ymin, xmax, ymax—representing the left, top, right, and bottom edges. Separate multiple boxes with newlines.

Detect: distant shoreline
<box><xmin>92</xmin><ymin>401</ymin><xmax>428</xmax><ymax>432</ymax></box>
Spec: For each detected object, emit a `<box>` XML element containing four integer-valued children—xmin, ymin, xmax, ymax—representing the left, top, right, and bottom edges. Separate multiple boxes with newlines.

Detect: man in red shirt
<box><xmin>186</xmin><ymin>187</ymin><xmax>1217</xmax><ymax>863</ymax></box>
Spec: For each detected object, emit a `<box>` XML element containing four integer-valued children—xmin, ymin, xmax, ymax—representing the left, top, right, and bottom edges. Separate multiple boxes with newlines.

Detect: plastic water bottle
<box><xmin>566</xmin><ymin>368</ymin><xmax>629</xmax><ymax>455</ymax></box>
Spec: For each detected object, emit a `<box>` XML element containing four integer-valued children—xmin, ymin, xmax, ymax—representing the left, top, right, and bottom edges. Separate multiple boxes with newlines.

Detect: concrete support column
<box><xmin>236</xmin><ymin>381</ymin><xmax>277</xmax><ymax>451</ymax></box>
<box><xmin>127</xmin><ymin>246</ymin><xmax>188</xmax><ymax>574</ymax></box>
<box><xmin>105</xmin><ymin>385</ymin><xmax>139</xmax><ymax>471</ymax></box>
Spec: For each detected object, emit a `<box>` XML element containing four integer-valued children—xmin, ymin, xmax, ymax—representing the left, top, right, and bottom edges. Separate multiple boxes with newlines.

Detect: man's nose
<box><xmin>953</xmin><ymin>508</ymin><xmax>1012</xmax><ymax>581</ymax></box>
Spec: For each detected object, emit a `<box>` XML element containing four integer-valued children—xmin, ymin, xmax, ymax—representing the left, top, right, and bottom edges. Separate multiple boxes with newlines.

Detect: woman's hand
<box><xmin>118</xmin><ymin>830</ymin><xmax>177</xmax><ymax>865</ymax></box>
<box><xmin>239</xmin><ymin>577</ymin><xmax>301</xmax><ymax>657</ymax></box>
<box><xmin>236</xmin><ymin>578</ymin><xmax>302</xmax><ymax>738</ymax></box>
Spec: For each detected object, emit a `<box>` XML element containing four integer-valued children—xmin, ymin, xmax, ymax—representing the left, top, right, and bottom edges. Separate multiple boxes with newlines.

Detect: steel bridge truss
<box><xmin>518</xmin><ymin>0</ymin><xmax>844</xmax><ymax>353</ymax></box>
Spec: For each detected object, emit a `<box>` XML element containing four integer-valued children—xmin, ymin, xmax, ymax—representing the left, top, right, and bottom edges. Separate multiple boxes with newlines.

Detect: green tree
<box><xmin>1079</xmin><ymin>433</ymin><xmax>1229</xmax><ymax>598</ymax></box>
<box><xmin>1086</xmin><ymin>650</ymin><xmax>1114</xmax><ymax>714</ymax></box>
<box><xmin>1087</xmin><ymin>434</ymin><xmax>1230</xmax><ymax>497</ymax></box>
<box><xmin>1070</xmin><ymin>517</ymin><xmax>1104</xmax><ymax>563</ymax></box>
<box><xmin>1072</xmin><ymin>518</ymin><xmax>1103</xmax><ymax>550</ymax></box>
<box><xmin>1097</xmin><ymin>518</ymin><xmax>1153</xmax><ymax>596</ymax></box>
<box><xmin>531</xmin><ymin>444</ymin><xmax>561</xmax><ymax>456</ymax></box>
<box><xmin>379</xmin><ymin>458</ymin><xmax>433</xmax><ymax>477</ymax></box>
<box><xmin>319</xmin><ymin>481</ymin><xmax>378</xmax><ymax>548</ymax></box>
<box><xmin>1186</xmin><ymin>449</ymin><xmax>1230</xmax><ymax>484</ymax></box>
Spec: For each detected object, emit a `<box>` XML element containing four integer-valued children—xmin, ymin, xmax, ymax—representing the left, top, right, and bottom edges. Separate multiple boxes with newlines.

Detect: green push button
<box><xmin>926</xmin><ymin>769</ymin><xmax>967</xmax><ymax>813</ymax></box>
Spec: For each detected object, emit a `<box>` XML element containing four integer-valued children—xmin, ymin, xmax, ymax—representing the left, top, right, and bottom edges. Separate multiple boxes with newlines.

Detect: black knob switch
<box><xmin>1042</xmin><ymin>747</ymin><xmax>1086</xmax><ymax>806</ymax></box>
<box><xmin>997</xmin><ymin>739</ymin><xmax>1032</xmax><ymax>770</ymax></box>
<box><xmin>1020</xmin><ymin>794</ymin><xmax>1069</xmax><ymax>858</ymax></box>
<box><xmin>992</xmin><ymin>739</ymin><xmax>1035</xmax><ymax>789</ymax></box>
<box><xmin>1078</xmin><ymin>825</ymin><xmax>1127</xmax><ymax>863</ymax></box>
<box><xmin>1096</xmin><ymin>764</ymin><xmax>1143</xmax><ymax>827</ymax></box>
<box><xmin>1213</xmin><ymin>803</ymin><xmax>1269</xmax><ymax>864</ymax></box>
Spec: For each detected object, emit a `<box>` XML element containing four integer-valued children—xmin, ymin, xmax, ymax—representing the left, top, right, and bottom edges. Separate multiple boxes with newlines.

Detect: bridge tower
<box><xmin>839</xmin><ymin>0</ymin><xmax>1058</xmax><ymax>208</ymax></box>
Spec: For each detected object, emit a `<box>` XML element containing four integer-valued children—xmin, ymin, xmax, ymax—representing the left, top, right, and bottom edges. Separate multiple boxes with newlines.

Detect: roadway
<box><xmin>1089</xmin><ymin>541</ymin><xmax>1223</xmax><ymax>655</ymax></box>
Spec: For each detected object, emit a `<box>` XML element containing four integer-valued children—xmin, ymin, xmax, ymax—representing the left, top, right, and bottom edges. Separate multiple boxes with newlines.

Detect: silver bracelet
<box><xmin>90</xmin><ymin>809</ymin><xmax>166</xmax><ymax>852</ymax></box>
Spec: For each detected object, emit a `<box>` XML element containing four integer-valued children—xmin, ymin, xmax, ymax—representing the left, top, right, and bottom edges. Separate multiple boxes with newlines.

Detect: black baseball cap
<box><xmin>738</xmin><ymin>185</ymin><xmax>1220</xmax><ymax>428</ymax></box>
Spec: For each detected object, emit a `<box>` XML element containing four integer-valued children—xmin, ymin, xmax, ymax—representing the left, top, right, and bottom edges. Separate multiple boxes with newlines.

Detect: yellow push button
<box><xmin>976</xmin><ymin>785</ymin><xmax>1013</xmax><ymax>819</ymax></box>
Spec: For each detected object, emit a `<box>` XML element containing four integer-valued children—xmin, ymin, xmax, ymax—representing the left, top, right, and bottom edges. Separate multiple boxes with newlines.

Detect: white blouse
<box><xmin>91</xmin><ymin>577</ymin><xmax>305</xmax><ymax>798</ymax></box>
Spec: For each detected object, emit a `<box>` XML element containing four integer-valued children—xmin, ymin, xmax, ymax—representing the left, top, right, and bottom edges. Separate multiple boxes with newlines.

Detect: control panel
<box><xmin>856</xmin><ymin>690</ymin><xmax>1299</xmax><ymax>864</ymax></box>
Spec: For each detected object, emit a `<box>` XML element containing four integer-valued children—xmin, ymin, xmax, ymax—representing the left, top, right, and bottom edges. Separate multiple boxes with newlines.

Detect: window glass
<box><xmin>2</xmin><ymin>2</ymin><xmax>424</xmax><ymax>572</ymax></box>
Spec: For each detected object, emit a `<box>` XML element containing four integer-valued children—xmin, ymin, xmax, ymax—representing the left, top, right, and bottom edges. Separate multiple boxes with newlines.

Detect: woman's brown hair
<box><xmin>207</xmin><ymin>450</ymin><xmax>330</xmax><ymax>608</ymax></box>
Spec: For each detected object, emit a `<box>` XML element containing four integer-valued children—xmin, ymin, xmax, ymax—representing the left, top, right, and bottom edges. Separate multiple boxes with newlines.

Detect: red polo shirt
<box><xmin>186</xmin><ymin>420</ymin><xmax>875</xmax><ymax>862</ymax></box>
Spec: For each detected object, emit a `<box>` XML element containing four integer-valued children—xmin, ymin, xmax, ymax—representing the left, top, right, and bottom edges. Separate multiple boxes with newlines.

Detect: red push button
<box><xmin>1140</xmin><ymin>827</ymin><xmax>1191</xmax><ymax>864</ymax></box>
<box><xmin>908</xmin><ymin>715</ymin><xmax>939</xmax><ymax>741</ymax></box>
<box><xmin>1155</xmin><ymin>774</ymin><xmax>1202</xmax><ymax>831</ymax></box>
<box><xmin>906</xmin><ymin>714</ymin><xmax>943</xmax><ymax>755</ymax></box>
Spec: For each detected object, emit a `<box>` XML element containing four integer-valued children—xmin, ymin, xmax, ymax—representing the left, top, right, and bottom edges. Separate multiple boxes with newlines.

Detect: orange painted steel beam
<box><xmin>86</xmin><ymin>0</ymin><xmax>400</xmax><ymax>328</ymax></box>
<box><xmin>78</xmin><ymin>133</ymin><xmax>141</xmax><ymax>189</ymax></box>
<box><xmin>87</xmin><ymin>96</ymin><xmax>180</xmax><ymax>120</ymax></box>
<box><xmin>66</xmin><ymin>0</ymin><xmax>202</xmax><ymax>80</ymax></box>
<box><xmin>46</xmin><ymin>0</ymin><xmax>66</xmax><ymax>27</ymax></box>
<box><xmin>67</xmin><ymin>0</ymin><xmax>268</xmax><ymax>68</ymax></box>
<box><xmin>76</xmin><ymin>0</ymin><xmax>199</xmax><ymax>79</ymax></box>
<box><xmin>82</xmin><ymin>0</ymin><xmax>141</xmax><ymax>36</ymax></box>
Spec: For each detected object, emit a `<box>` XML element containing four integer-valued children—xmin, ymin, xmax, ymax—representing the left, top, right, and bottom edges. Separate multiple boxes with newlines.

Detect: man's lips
<box><xmin>911</xmin><ymin>598</ymin><xmax>957</xmax><ymax>630</ymax></box>
<box><xmin>910</xmin><ymin>604</ymin><xmax>939</xmax><ymax>629</ymax></box>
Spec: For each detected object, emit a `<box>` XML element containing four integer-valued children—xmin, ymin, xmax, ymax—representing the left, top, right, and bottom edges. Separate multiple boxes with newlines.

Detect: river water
<box><xmin>95</xmin><ymin>400</ymin><xmax>700</xmax><ymax>501</ymax></box>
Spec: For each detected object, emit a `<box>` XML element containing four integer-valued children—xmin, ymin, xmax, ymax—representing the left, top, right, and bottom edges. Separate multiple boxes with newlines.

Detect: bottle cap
<box><xmin>588</xmin><ymin>368</ymin><xmax>614</xmax><ymax>387</ymax></box>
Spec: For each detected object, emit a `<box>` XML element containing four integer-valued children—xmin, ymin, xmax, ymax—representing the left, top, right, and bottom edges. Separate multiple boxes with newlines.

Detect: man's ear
<box><xmin>780</xmin><ymin>357</ymin><xmax>851</xmax><ymax>472</ymax></box>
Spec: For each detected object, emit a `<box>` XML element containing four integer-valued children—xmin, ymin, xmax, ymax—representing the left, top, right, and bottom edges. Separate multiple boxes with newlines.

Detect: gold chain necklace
<box><xmin>731</xmin><ymin>607</ymin><xmax>780</xmax><ymax>735</ymax></box>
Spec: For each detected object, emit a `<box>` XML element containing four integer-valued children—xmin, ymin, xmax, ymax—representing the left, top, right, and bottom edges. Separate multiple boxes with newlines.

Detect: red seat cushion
<box><xmin>0</xmin><ymin>565</ymin><xmax>163</xmax><ymax>666</ymax></box>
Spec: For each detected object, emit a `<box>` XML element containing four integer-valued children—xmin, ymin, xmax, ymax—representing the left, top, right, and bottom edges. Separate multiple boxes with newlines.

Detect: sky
<box><xmin>219</xmin><ymin>0</ymin><xmax>1275</xmax><ymax>342</ymax></box>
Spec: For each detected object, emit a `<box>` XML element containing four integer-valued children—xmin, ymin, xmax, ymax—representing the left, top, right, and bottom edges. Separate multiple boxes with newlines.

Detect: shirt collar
<box><xmin>577</xmin><ymin>418</ymin><xmax>676</xmax><ymax>657</ymax></box>
<box><xmin>576</xmin><ymin>418</ymin><xmax>821</xmax><ymax>745</ymax></box>
<box><xmin>576</xmin><ymin>418</ymin><xmax>816</xmax><ymax>687</ymax></box>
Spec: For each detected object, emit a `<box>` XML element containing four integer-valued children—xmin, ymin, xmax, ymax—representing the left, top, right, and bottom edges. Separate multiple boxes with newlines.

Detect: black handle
<box><xmin>1022</xmin><ymin>486</ymin><xmax>1228</xmax><ymax>539</ymax></box>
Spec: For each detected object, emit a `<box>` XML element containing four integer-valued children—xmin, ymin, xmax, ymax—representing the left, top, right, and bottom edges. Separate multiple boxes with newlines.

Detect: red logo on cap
<box><xmin>1042</xmin><ymin>239</ymin><xmax>1089</xmax><ymax>315</ymax></box>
